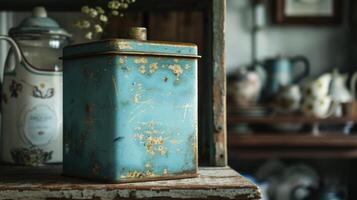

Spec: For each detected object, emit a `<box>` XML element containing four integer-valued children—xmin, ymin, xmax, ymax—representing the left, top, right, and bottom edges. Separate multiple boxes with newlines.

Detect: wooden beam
<box><xmin>211</xmin><ymin>0</ymin><xmax>227</xmax><ymax>167</ymax></box>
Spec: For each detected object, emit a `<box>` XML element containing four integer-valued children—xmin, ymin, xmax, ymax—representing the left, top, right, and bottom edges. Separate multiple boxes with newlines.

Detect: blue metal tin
<box><xmin>62</xmin><ymin>38</ymin><xmax>199</xmax><ymax>183</ymax></box>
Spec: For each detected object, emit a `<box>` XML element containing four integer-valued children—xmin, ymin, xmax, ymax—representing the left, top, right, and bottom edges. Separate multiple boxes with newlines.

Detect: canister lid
<box><xmin>9</xmin><ymin>7</ymin><xmax>71</xmax><ymax>37</ymax></box>
<box><xmin>63</xmin><ymin>38</ymin><xmax>200</xmax><ymax>59</ymax></box>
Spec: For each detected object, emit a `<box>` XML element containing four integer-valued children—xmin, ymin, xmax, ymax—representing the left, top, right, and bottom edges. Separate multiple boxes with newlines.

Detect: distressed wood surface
<box><xmin>0</xmin><ymin>165</ymin><xmax>260</xmax><ymax>200</ymax></box>
<box><xmin>211</xmin><ymin>0</ymin><xmax>227</xmax><ymax>167</ymax></box>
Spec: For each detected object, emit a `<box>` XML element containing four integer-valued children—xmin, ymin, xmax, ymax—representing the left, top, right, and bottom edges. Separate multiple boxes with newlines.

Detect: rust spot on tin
<box><xmin>169</xmin><ymin>64</ymin><xmax>183</xmax><ymax>78</ymax></box>
<box><xmin>158</xmin><ymin>145</ymin><xmax>167</xmax><ymax>155</ymax></box>
<box><xmin>134</xmin><ymin>121</ymin><xmax>169</xmax><ymax>156</ymax></box>
<box><xmin>134</xmin><ymin>57</ymin><xmax>148</xmax><ymax>64</ymax></box>
<box><xmin>126</xmin><ymin>171</ymin><xmax>144</xmax><ymax>178</ymax></box>
<box><xmin>138</xmin><ymin>65</ymin><xmax>146</xmax><ymax>74</ymax></box>
<box><xmin>122</xmin><ymin>169</ymin><xmax>157</xmax><ymax>179</ymax></box>
<box><xmin>114</xmin><ymin>41</ymin><xmax>133</xmax><ymax>50</ymax></box>
<box><xmin>149</xmin><ymin>62</ymin><xmax>158</xmax><ymax>73</ymax></box>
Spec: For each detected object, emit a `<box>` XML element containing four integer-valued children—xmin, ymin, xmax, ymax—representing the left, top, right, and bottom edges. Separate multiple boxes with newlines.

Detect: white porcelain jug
<box><xmin>0</xmin><ymin>7</ymin><xmax>70</xmax><ymax>166</ymax></box>
<box><xmin>330</xmin><ymin>69</ymin><xmax>353</xmax><ymax>103</ymax></box>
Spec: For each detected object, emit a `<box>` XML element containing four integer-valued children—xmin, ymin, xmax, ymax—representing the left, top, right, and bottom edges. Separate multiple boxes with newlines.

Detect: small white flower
<box><xmin>94</xmin><ymin>24</ymin><xmax>103</xmax><ymax>33</ymax></box>
<box><xmin>99</xmin><ymin>15</ymin><xmax>108</xmax><ymax>23</ymax></box>
<box><xmin>108</xmin><ymin>0</ymin><xmax>120</xmax><ymax>9</ymax></box>
<box><xmin>121</xmin><ymin>3</ymin><xmax>128</xmax><ymax>9</ymax></box>
<box><xmin>111</xmin><ymin>10</ymin><xmax>119</xmax><ymax>16</ymax></box>
<box><xmin>95</xmin><ymin>6</ymin><xmax>105</xmax><ymax>14</ymax></box>
<box><xmin>82</xmin><ymin>20</ymin><xmax>90</xmax><ymax>28</ymax></box>
<box><xmin>89</xmin><ymin>8</ymin><xmax>98</xmax><ymax>18</ymax></box>
<box><xmin>81</xmin><ymin>6</ymin><xmax>90</xmax><ymax>14</ymax></box>
<box><xmin>85</xmin><ymin>32</ymin><xmax>93</xmax><ymax>40</ymax></box>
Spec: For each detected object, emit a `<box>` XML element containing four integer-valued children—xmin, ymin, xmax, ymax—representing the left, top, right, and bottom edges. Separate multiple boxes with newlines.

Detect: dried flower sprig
<box><xmin>76</xmin><ymin>0</ymin><xmax>136</xmax><ymax>40</ymax></box>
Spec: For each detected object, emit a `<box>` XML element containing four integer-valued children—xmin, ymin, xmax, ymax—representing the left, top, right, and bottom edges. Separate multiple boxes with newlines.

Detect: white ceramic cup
<box><xmin>302</xmin><ymin>95</ymin><xmax>335</xmax><ymax>118</ymax></box>
<box><xmin>302</xmin><ymin>73</ymin><xmax>332</xmax><ymax>98</ymax></box>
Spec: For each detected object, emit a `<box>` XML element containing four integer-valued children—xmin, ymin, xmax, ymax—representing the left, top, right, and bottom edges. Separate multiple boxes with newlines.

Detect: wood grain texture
<box><xmin>0</xmin><ymin>165</ymin><xmax>260</xmax><ymax>200</ymax></box>
<box><xmin>212</xmin><ymin>0</ymin><xmax>227</xmax><ymax>167</ymax></box>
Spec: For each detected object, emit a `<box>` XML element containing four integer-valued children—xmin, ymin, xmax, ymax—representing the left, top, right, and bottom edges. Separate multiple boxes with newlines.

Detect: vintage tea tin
<box><xmin>62</xmin><ymin>33</ymin><xmax>199</xmax><ymax>182</ymax></box>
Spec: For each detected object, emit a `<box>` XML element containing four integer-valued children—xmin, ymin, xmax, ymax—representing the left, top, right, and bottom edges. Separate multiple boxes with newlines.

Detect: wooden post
<box><xmin>211</xmin><ymin>0</ymin><xmax>227</xmax><ymax>167</ymax></box>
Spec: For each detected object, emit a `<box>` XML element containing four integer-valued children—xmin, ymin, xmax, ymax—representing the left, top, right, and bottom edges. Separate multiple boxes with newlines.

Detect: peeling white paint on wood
<box><xmin>0</xmin><ymin>166</ymin><xmax>260</xmax><ymax>200</ymax></box>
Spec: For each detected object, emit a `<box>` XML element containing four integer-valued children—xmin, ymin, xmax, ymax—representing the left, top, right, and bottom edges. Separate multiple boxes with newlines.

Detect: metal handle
<box><xmin>0</xmin><ymin>35</ymin><xmax>23</xmax><ymax>66</ymax></box>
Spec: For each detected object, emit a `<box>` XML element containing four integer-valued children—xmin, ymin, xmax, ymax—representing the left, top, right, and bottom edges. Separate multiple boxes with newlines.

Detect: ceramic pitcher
<box><xmin>0</xmin><ymin>7</ymin><xmax>70</xmax><ymax>166</ymax></box>
<box><xmin>261</xmin><ymin>56</ymin><xmax>310</xmax><ymax>99</ymax></box>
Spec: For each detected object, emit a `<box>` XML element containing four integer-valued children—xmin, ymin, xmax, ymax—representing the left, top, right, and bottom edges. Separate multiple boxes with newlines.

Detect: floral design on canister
<box><xmin>9</xmin><ymin>80</ymin><xmax>22</xmax><ymax>98</ymax></box>
<box><xmin>32</xmin><ymin>83</ymin><xmax>54</xmax><ymax>99</ymax></box>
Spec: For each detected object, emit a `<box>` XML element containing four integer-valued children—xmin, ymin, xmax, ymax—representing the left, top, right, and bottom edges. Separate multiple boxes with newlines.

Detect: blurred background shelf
<box><xmin>228</xmin><ymin>115</ymin><xmax>357</xmax><ymax>125</ymax></box>
<box><xmin>228</xmin><ymin>134</ymin><xmax>357</xmax><ymax>159</ymax></box>
<box><xmin>229</xmin><ymin>134</ymin><xmax>357</xmax><ymax>147</ymax></box>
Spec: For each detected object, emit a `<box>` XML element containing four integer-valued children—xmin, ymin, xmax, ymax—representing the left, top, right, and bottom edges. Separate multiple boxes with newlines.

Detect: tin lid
<box><xmin>63</xmin><ymin>38</ymin><xmax>200</xmax><ymax>59</ymax></box>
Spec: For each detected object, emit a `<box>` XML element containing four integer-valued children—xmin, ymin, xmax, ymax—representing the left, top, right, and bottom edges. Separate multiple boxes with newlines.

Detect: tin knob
<box><xmin>129</xmin><ymin>27</ymin><xmax>147</xmax><ymax>41</ymax></box>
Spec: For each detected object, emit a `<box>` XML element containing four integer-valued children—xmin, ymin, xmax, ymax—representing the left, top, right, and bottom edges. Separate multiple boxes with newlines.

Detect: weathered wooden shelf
<box><xmin>228</xmin><ymin>134</ymin><xmax>357</xmax><ymax>159</ymax></box>
<box><xmin>0</xmin><ymin>165</ymin><xmax>260</xmax><ymax>200</ymax></box>
<box><xmin>229</xmin><ymin>134</ymin><xmax>357</xmax><ymax>147</ymax></box>
<box><xmin>228</xmin><ymin>115</ymin><xmax>357</xmax><ymax>125</ymax></box>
